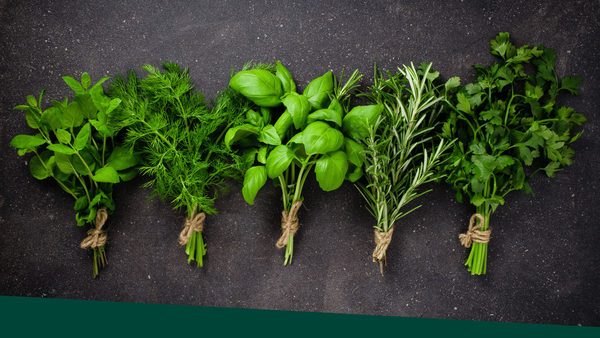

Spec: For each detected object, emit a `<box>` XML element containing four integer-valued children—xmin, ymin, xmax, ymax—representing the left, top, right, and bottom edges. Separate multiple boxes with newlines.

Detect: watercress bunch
<box><xmin>11</xmin><ymin>73</ymin><xmax>140</xmax><ymax>277</ymax></box>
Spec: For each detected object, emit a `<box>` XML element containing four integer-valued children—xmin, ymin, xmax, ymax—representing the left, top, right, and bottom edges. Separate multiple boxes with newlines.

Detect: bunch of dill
<box><xmin>108</xmin><ymin>62</ymin><xmax>250</xmax><ymax>266</ymax></box>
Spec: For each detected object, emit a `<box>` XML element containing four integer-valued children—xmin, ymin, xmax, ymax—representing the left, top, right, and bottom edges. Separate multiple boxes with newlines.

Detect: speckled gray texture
<box><xmin>1</xmin><ymin>0</ymin><xmax>599</xmax><ymax>326</ymax></box>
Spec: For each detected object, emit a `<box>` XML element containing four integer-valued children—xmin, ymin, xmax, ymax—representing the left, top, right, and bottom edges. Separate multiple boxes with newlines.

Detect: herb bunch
<box><xmin>355</xmin><ymin>62</ymin><xmax>453</xmax><ymax>274</ymax></box>
<box><xmin>440</xmin><ymin>33</ymin><xmax>586</xmax><ymax>275</ymax></box>
<box><xmin>10</xmin><ymin>73</ymin><xmax>139</xmax><ymax>277</ymax></box>
<box><xmin>226</xmin><ymin>61</ymin><xmax>374</xmax><ymax>265</ymax></box>
<box><xmin>109</xmin><ymin>62</ymin><xmax>248</xmax><ymax>267</ymax></box>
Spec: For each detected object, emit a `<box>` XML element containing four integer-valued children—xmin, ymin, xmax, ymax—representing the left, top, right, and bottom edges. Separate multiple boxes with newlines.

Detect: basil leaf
<box><xmin>257</xmin><ymin>125</ymin><xmax>281</xmax><ymax>146</ymax></box>
<box><xmin>273</xmin><ymin>110</ymin><xmax>293</xmax><ymax>139</ymax></box>
<box><xmin>346</xmin><ymin>165</ymin><xmax>363</xmax><ymax>182</ymax></box>
<box><xmin>275</xmin><ymin>61</ymin><xmax>296</xmax><ymax>94</ymax></box>
<box><xmin>241</xmin><ymin>148</ymin><xmax>258</xmax><ymax>167</ymax></box>
<box><xmin>303</xmin><ymin>71</ymin><xmax>333</xmax><ymax>110</ymax></box>
<box><xmin>242</xmin><ymin>166</ymin><xmax>267</xmax><ymax>205</ymax></box>
<box><xmin>282</xmin><ymin>92</ymin><xmax>310</xmax><ymax>130</ymax></box>
<box><xmin>266</xmin><ymin>145</ymin><xmax>296</xmax><ymax>179</ymax></box>
<box><xmin>344</xmin><ymin>137</ymin><xmax>364</xmax><ymax>167</ymax></box>
<box><xmin>257</xmin><ymin>146</ymin><xmax>268</xmax><ymax>164</ymax></box>
<box><xmin>302</xmin><ymin>121</ymin><xmax>344</xmax><ymax>155</ymax></box>
<box><xmin>224</xmin><ymin>124</ymin><xmax>260</xmax><ymax>149</ymax></box>
<box><xmin>306</xmin><ymin>109</ymin><xmax>342</xmax><ymax>127</ymax></box>
<box><xmin>342</xmin><ymin>104</ymin><xmax>383</xmax><ymax>139</ymax></box>
<box><xmin>230</xmin><ymin>69</ymin><xmax>283</xmax><ymax>107</ymax></box>
<box><xmin>315</xmin><ymin>150</ymin><xmax>348</xmax><ymax>191</ymax></box>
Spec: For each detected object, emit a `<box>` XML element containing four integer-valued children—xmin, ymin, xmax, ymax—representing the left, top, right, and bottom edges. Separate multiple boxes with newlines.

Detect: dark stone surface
<box><xmin>1</xmin><ymin>0</ymin><xmax>598</xmax><ymax>326</ymax></box>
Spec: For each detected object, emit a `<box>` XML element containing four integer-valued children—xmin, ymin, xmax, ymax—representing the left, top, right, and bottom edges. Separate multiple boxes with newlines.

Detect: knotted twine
<box><xmin>80</xmin><ymin>208</ymin><xmax>108</xmax><ymax>249</ymax></box>
<box><xmin>459</xmin><ymin>213</ymin><xmax>491</xmax><ymax>248</ymax></box>
<box><xmin>276</xmin><ymin>201</ymin><xmax>302</xmax><ymax>248</ymax></box>
<box><xmin>179</xmin><ymin>204</ymin><xmax>205</xmax><ymax>246</ymax></box>
<box><xmin>373</xmin><ymin>226</ymin><xmax>394</xmax><ymax>275</ymax></box>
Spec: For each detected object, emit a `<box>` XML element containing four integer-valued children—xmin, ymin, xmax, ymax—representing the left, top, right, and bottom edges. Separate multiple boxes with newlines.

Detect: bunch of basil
<box><xmin>10</xmin><ymin>73</ymin><xmax>139</xmax><ymax>277</ymax></box>
<box><xmin>226</xmin><ymin>62</ymin><xmax>382</xmax><ymax>265</ymax></box>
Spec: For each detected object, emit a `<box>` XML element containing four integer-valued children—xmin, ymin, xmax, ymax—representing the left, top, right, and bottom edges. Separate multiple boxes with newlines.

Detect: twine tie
<box><xmin>276</xmin><ymin>201</ymin><xmax>302</xmax><ymax>248</ymax></box>
<box><xmin>179</xmin><ymin>204</ymin><xmax>205</xmax><ymax>245</ymax></box>
<box><xmin>80</xmin><ymin>208</ymin><xmax>108</xmax><ymax>249</ymax></box>
<box><xmin>459</xmin><ymin>213</ymin><xmax>491</xmax><ymax>248</ymax></box>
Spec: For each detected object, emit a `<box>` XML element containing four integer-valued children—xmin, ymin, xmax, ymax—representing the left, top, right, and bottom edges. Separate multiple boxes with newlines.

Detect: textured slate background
<box><xmin>1</xmin><ymin>0</ymin><xmax>598</xmax><ymax>326</ymax></box>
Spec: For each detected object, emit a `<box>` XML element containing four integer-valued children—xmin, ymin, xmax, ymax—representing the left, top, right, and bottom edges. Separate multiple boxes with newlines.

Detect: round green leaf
<box><xmin>282</xmin><ymin>92</ymin><xmax>310</xmax><ymax>129</ymax></box>
<box><xmin>274</xmin><ymin>111</ymin><xmax>293</xmax><ymax>139</ymax></box>
<box><xmin>342</xmin><ymin>104</ymin><xmax>383</xmax><ymax>139</ymax></box>
<box><xmin>107</xmin><ymin>145</ymin><xmax>140</xmax><ymax>171</ymax></box>
<box><xmin>47</xmin><ymin>144</ymin><xmax>76</xmax><ymax>155</ymax></box>
<box><xmin>92</xmin><ymin>166</ymin><xmax>120</xmax><ymax>183</ymax></box>
<box><xmin>242</xmin><ymin>166</ymin><xmax>267</xmax><ymax>205</ymax></box>
<box><xmin>56</xmin><ymin>129</ymin><xmax>72</xmax><ymax>145</ymax></box>
<box><xmin>257</xmin><ymin>125</ymin><xmax>281</xmax><ymax>146</ymax></box>
<box><xmin>302</xmin><ymin>121</ymin><xmax>344</xmax><ymax>155</ymax></box>
<box><xmin>315</xmin><ymin>150</ymin><xmax>348</xmax><ymax>191</ymax></box>
<box><xmin>29</xmin><ymin>155</ymin><xmax>49</xmax><ymax>180</ymax></box>
<box><xmin>303</xmin><ymin>71</ymin><xmax>333</xmax><ymax>110</ymax></box>
<box><xmin>266</xmin><ymin>145</ymin><xmax>296</xmax><ymax>179</ymax></box>
<box><xmin>306</xmin><ymin>109</ymin><xmax>342</xmax><ymax>127</ymax></box>
<box><xmin>10</xmin><ymin>134</ymin><xmax>46</xmax><ymax>149</ymax></box>
<box><xmin>275</xmin><ymin>61</ymin><xmax>296</xmax><ymax>94</ymax></box>
<box><xmin>224</xmin><ymin>124</ymin><xmax>260</xmax><ymax>149</ymax></box>
<box><xmin>230</xmin><ymin>69</ymin><xmax>283</xmax><ymax>107</ymax></box>
<box><xmin>344</xmin><ymin>137</ymin><xmax>365</xmax><ymax>167</ymax></box>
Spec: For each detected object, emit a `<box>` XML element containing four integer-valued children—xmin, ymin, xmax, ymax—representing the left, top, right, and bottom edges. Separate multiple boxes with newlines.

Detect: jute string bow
<box><xmin>373</xmin><ymin>226</ymin><xmax>394</xmax><ymax>275</ymax></box>
<box><xmin>80</xmin><ymin>208</ymin><xmax>108</xmax><ymax>249</ymax></box>
<box><xmin>459</xmin><ymin>213</ymin><xmax>491</xmax><ymax>248</ymax></box>
<box><xmin>276</xmin><ymin>201</ymin><xmax>302</xmax><ymax>248</ymax></box>
<box><xmin>179</xmin><ymin>204</ymin><xmax>205</xmax><ymax>245</ymax></box>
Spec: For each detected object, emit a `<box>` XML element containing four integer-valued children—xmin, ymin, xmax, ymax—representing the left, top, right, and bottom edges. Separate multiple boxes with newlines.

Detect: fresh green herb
<box><xmin>355</xmin><ymin>62</ymin><xmax>453</xmax><ymax>274</ymax></box>
<box><xmin>440</xmin><ymin>32</ymin><xmax>586</xmax><ymax>275</ymax></box>
<box><xmin>11</xmin><ymin>73</ymin><xmax>139</xmax><ymax>277</ymax></box>
<box><xmin>108</xmin><ymin>62</ymin><xmax>248</xmax><ymax>267</ymax></box>
<box><xmin>227</xmin><ymin>61</ymin><xmax>372</xmax><ymax>265</ymax></box>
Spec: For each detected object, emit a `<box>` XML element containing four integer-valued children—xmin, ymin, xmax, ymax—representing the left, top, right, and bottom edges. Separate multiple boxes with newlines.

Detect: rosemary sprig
<box><xmin>355</xmin><ymin>62</ymin><xmax>453</xmax><ymax>273</ymax></box>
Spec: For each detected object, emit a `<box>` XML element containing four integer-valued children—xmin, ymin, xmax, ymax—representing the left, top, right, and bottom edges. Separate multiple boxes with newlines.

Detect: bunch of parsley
<box><xmin>440</xmin><ymin>33</ymin><xmax>586</xmax><ymax>275</ymax></box>
<box><xmin>109</xmin><ymin>62</ymin><xmax>248</xmax><ymax>267</ymax></box>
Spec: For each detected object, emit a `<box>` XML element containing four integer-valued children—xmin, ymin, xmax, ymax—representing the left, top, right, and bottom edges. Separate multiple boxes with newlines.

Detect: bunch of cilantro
<box><xmin>440</xmin><ymin>33</ymin><xmax>586</xmax><ymax>275</ymax></box>
<box><xmin>108</xmin><ymin>62</ymin><xmax>249</xmax><ymax>267</ymax></box>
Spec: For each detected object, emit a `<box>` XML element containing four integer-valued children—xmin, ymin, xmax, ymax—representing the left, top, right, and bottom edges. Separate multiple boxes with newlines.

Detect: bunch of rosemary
<box><xmin>355</xmin><ymin>62</ymin><xmax>453</xmax><ymax>274</ymax></box>
<box><xmin>109</xmin><ymin>62</ymin><xmax>248</xmax><ymax>267</ymax></box>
